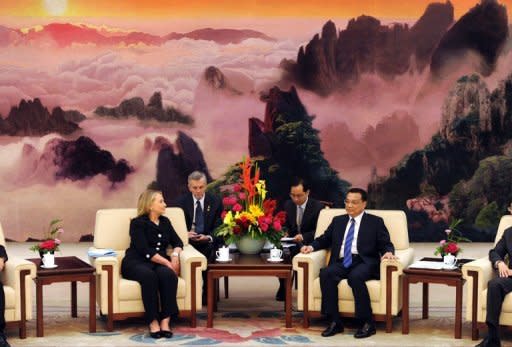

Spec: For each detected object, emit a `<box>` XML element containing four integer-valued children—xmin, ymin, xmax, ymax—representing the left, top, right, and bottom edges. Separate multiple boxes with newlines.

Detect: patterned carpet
<box><xmin>9</xmin><ymin>304</ymin><xmax>510</xmax><ymax>347</ymax></box>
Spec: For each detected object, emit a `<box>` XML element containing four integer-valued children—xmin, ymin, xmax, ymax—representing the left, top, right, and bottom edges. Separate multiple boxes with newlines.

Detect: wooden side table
<box><xmin>27</xmin><ymin>256</ymin><xmax>96</xmax><ymax>337</ymax></box>
<box><xmin>402</xmin><ymin>257</ymin><xmax>473</xmax><ymax>339</ymax></box>
<box><xmin>207</xmin><ymin>252</ymin><xmax>293</xmax><ymax>328</ymax></box>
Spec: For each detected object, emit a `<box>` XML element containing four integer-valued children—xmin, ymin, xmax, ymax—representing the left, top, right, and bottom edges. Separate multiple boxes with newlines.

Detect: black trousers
<box><xmin>319</xmin><ymin>255</ymin><xmax>376</xmax><ymax>324</ymax></box>
<box><xmin>486</xmin><ymin>276</ymin><xmax>512</xmax><ymax>342</ymax></box>
<box><xmin>121</xmin><ymin>261</ymin><xmax>179</xmax><ymax>324</ymax></box>
<box><xmin>190</xmin><ymin>240</ymin><xmax>215</xmax><ymax>298</ymax></box>
<box><xmin>0</xmin><ymin>284</ymin><xmax>4</xmax><ymax>331</ymax></box>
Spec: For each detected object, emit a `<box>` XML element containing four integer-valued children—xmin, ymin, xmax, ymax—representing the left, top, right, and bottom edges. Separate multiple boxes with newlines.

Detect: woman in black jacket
<box><xmin>121</xmin><ymin>189</ymin><xmax>183</xmax><ymax>339</ymax></box>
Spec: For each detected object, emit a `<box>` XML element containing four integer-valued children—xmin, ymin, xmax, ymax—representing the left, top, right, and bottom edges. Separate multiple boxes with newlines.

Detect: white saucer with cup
<box><xmin>216</xmin><ymin>246</ymin><xmax>231</xmax><ymax>262</ymax></box>
<box><xmin>443</xmin><ymin>253</ymin><xmax>457</xmax><ymax>268</ymax></box>
<box><xmin>268</xmin><ymin>247</ymin><xmax>283</xmax><ymax>262</ymax></box>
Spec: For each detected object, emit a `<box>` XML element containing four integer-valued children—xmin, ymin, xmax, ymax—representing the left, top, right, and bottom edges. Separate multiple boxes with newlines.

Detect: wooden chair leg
<box><xmin>224</xmin><ymin>277</ymin><xmax>229</xmax><ymax>298</ymax></box>
<box><xmin>293</xmin><ymin>271</ymin><xmax>298</xmax><ymax>290</ymax></box>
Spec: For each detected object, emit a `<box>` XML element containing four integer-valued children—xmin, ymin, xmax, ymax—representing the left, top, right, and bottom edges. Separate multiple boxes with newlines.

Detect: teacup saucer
<box><xmin>41</xmin><ymin>264</ymin><xmax>58</xmax><ymax>269</ymax></box>
<box><xmin>441</xmin><ymin>264</ymin><xmax>457</xmax><ymax>270</ymax></box>
<box><xmin>216</xmin><ymin>258</ymin><xmax>232</xmax><ymax>263</ymax></box>
<box><xmin>267</xmin><ymin>258</ymin><xmax>283</xmax><ymax>262</ymax></box>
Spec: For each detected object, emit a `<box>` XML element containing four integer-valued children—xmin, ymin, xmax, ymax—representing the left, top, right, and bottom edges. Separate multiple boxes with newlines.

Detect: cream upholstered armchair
<box><xmin>462</xmin><ymin>215</ymin><xmax>512</xmax><ymax>340</ymax></box>
<box><xmin>0</xmin><ymin>221</ymin><xmax>36</xmax><ymax>339</ymax></box>
<box><xmin>89</xmin><ymin>208</ymin><xmax>207</xmax><ymax>330</ymax></box>
<box><xmin>292</xmin><ymin>209</ymin><xmax>414</xmax><ymax>332</ymax></box>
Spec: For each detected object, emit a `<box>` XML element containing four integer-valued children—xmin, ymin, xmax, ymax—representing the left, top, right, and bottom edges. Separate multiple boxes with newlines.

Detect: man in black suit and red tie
<box><xmin>301</xmin><ymin>187</ymin><xmax>396</xmax><ymax>338</ymax></box>
<box><xmin>475</xmin><ymin>227</ymin><xmax>512</xmax><ymax>347</ymax></box>
<box><xmin>172</xmin><ymin>171</ymin><xmax>223</xmax><ymax>303</ymax></box>
<box><xmin>275</xmin><ymin>178</ymin><xmax>324</xmax><ymax>301</ymax></box>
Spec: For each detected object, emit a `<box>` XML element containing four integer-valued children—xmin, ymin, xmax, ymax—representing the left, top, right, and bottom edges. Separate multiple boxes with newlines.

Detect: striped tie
<box><xmin>343</xmin><ymin>218</ymin><xmax>355</xmax><ymax>268</ymax></box>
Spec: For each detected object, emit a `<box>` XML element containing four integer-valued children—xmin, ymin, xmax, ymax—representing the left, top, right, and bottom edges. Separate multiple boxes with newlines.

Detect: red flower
<box><xmin>233</xmin><ymin>183</ymin><xmax>242</xmax><ymax>192</ymax></box>
<box><xmin>39</xmin><ymin>239</ymin><xmax>57</xmax><ymax>251</ymax></box>
<box><xmin>275</xmin><ymin>211</ymin><xmax>287</xmax><ymax>224</ymax></box>
<box><xmin>260</xmin><ymin>223</ymin><xmax>269</xmax><ymax>232</ymax></box>
<box><xmin>232</xmin><ymin>203</ymin><xmax>243</xmax><ymax>212</ymax></box>
<box><xmin>221</xmin><ymin>211</ymin><xmax>227</xmax><ymax>220</ymax></box>
<box><xmin>445</xmin><ymin>242</ymin><xmax>459</xmax><ymax>254</ymax></box>
<box><xmin>273</xmin><ymin>220</ymin><xmax>282</xmax><ymax>231</ymax></box>
<box><xmin>238</xmin><ymin>192</ymin><xmax>246</xmax><ymax>200</ymax></box>
<box><xmin>263</xmin><ymin>199</ymin><xmax>276</xmax><ymax>215</ymax></box>
<box><xmin>233</xmin><ymin>226</ymin><xmax>242</xmax><ymax>234</ymax></box>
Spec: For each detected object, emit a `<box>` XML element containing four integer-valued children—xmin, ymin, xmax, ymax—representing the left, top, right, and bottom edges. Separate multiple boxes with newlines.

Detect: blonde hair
<box><xmin>137</xmin><ymin>189</ymin><xmax>163</xmax><ymax>217</ymax></box>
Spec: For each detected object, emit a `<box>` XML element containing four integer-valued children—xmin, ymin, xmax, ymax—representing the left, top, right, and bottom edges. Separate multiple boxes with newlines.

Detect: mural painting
<box><xmin>1</xmin><ymin>0</ymin><xmax>512</xmax><ymax>243</ymax></box>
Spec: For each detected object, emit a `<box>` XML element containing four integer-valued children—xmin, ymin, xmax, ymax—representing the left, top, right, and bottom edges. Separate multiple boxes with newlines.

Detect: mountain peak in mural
<box><xmin>6</xmin><ymin>23</ymin><xmax>274</xmax><ymax>47</ymax></box>
<box><xmin>0</xmin><ymin>98</ymin><xmax>82</xmax><ymax>136</ymax></box>
<box><xmin>282</xmin><ymin>1</ymin><xmax>509</xmax><ymax>96</ymax></box>
<box><xmin>430</xmin><ymin>0</ymin><xmax>508</xmax><ymax>78</ymax></box>
<box><xmin>282</xmin><ymin>2</ymin><xmax>454</xmax><ymax>95</ymax></box>
<box><xmin>154</xmin><ymin>131</ymin><xmax>213</xmax><ymax>204</ymax></box>
<box><xmin>94</xmin><ymin>91</ymin><xmax>194</xmax><ymax>125</ymax></box>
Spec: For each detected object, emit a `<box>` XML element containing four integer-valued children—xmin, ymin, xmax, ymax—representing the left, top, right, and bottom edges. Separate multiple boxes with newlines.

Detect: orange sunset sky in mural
<box><xmin>2</xmin><ymin>0</ymin><xmax>512</xmax><ymax>19</ymax></box>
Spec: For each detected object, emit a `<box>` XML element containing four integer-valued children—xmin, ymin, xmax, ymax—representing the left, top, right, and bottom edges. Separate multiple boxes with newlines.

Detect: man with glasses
<box><xmin>172</xmin><ymin>171</ymin><xmax>223</xmax><ymax>304</ymax></box>
<box><xmin>275</xmin><ymin>178</ymin><xmax>324</xmax><ymax>301</ymax></box>
<box><xmin>301</xmin><ymin>188</ymin><xmax>396</xmax><ymax>338</ymax></box>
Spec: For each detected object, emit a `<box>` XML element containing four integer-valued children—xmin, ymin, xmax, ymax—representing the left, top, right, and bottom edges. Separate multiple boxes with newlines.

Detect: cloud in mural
<box><xmin>0</xmin><ymin>37</ymin><xmax>298</xmax><ymax>116</ymax></box>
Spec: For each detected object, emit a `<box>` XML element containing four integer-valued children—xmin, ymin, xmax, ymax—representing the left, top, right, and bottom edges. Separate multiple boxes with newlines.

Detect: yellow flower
<box><xmin>256</xmin><ymin>180</ymin><xmax>267</xmax><ymax>200</ymax></box>
<box><xmin>223</xmin><ymin>211</ymin><xmax>233</xmax><ymax>224</ymax></box>
<box><xmin>248</xmin><ymin>205</ymin><xmax>264</xmax><ymax>218</ymax></box>
<box><xmin>239</xmin><ymin>211</ymin><xmax>257</xmax><ymax>223</ymax></box>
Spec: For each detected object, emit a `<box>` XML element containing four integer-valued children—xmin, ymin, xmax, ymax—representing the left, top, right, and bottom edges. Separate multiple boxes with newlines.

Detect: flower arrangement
<box><xmin>434</xmin><ymin>218</ymin><xmax>470</xmax><ymax>257</ymax></box>
<box><xmin>30</xmin><ymin>219</ymin><xmax>64</xmax><ymax>254</ymax></box>
<box><xmin>215</xmin><ymin>157</ymin><xmax>286</xmax><ymax>247</ymax></box>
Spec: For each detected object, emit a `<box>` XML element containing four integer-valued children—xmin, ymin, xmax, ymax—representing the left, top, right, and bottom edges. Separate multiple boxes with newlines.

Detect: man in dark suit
<box><xmin>275</xmin><ymin>178</ymin><xmax>324</xmax><ymax>301</ymax></box>
<box><xmin>301</xmin><ymin>187</ymin><xmax>396</xmax><ymax>338</ymax></box>
<box><xmin>172</xmin><ymin>171</ymin><xmax>223</xmax><ymax>303</ymax></box>
<box><xmin>475</xmin><ymin>227</ymin><xmax>512</xmax><ymax>347</ymax></box>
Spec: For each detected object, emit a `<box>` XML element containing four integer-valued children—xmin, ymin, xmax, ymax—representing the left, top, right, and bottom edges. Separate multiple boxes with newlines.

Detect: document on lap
<box><xmin>88</xmin><ymin>248</ymin><xmax>117</xmax><ymax>258</ymax></box>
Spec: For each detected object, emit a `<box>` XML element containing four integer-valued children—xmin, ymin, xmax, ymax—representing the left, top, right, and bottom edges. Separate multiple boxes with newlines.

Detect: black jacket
<box><xmin>489</xmin><ymin>227</ymin><xmax>512</xmax><ymax>268</ymax></box>
<box><xmin>124</xmin><ymin>215</ymin><xmax>183</xmax><ymax>263</ymax></box>
<box><xmin>311</xmin><ymin>212</ymin><xmax>394</xmax><ymax>271</ymax></box>
<box><xmin>284</xmin><ymin>198</ymin><xmax>324</xmax><ymax>245</ymax></box>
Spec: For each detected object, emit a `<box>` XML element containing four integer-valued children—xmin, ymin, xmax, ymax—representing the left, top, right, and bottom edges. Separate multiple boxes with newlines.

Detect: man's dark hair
<box><xmin>290</xmin><ymin>177</ymin><xmax>310</xmax><ymax>192</ymax></box>
<box><xmin>347</xmin><ymin>187</ymin><xmax>367</xmax><ymax>202</ymax></box>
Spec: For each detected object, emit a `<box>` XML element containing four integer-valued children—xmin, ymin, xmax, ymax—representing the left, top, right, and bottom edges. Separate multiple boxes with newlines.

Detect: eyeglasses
<box><xmin>344</xmin><ymin>199</ymin><xmax>362</xmax><ymax>205</ymax></box>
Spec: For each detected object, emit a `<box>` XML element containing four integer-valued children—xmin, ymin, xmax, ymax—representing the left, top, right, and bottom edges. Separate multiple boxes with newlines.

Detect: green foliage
<box><xmin>449</xmin><ymin>155</ymin><xmax>512</xmax><ymax>227</ymax></box>
<box><xmin>475</xmin><ymin>202</ymin><xmax>501</xmax><ymax>228</ymax></box>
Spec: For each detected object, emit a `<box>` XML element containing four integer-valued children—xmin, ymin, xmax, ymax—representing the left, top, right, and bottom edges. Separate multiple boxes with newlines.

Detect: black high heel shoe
<box><xmin>160</xmin><ymin>330</ymin><xmax>173</xmax><ymax>338</ymax></box>
<box><xmin>149</xmin><ymin>331</ymin><xmax>161</xmax><ymax>339</ymax></box>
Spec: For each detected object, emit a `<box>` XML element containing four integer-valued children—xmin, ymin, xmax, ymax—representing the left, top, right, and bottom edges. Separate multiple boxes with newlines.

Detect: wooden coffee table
<box><xmin>27</xmin><ymin>256</ymin><xmax>96</xmax><ymax>337</ymax></box>
<box><xmin>206</xmin><ymin>252</ymin><xmax>293</xmax><ymax>328</ymax></box>
<box><xmin>402</xmin><ymin>257</ymin><xmax>473</xmax><ymax>339</ymax></box>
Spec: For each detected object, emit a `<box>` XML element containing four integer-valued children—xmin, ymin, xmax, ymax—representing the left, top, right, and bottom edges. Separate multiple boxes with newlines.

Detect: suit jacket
<box><xmin>489</xmin><ymin>227</ymin><xmax>512</xmax><ymax>268</ymax></box>
<box><xmin>284</xmin><ymin>198</ymin><xmax>324</xmax><ymax>245</ymax></box>
<box><xmin>311</xmin><ymin>212</ymin><xmax>394</xmax><ymax>272</ymax></box>
<box><xmin>123</xmin><ymin>215</ymin><xmax>183</xmax><ymax>265</ymax></box>
<box><xmin>172</xmin><ymin>192</ymin><xmax>223</xmax><ymax>244</ymax></box>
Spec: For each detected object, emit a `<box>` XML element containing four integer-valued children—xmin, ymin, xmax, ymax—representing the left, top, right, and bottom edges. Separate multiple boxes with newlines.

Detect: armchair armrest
<box><xmin>292</xmin><ymin>250</ymin><xmax>327</xmax><ymax>312</ymax></box>
<box><xmin>89</xmin><ymin>249</ymin><xmax>120</xmax><ymax>319</ymax></box>
<box><xmin>380</xmin><ymin>248</ymin><xmax>415</xmax><ymax>277</ymax></box>
<box><xmin>462</xmin><ymin>256</ymin><xmax>494</xmax><ymax>323</ymax></box>
<box><xmin>179</xmin><ymin>245</ymin><xmax>207</xmax><ymax>310</ymax></box>
<box><xmin>3</xmin><ymin>256</ymin><xmax>37</xmax><ymax>321</ymax></box>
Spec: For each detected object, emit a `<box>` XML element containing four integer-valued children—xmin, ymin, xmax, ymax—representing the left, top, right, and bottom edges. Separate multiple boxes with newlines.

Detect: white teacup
<box><xmin>216</xmin><ymin>246</ymin><xmax>230</xmax><ymax>261</ymax></box>
<box><xmin>443</xmin><ymin>254</ymin><xmax>457</xmax><ymax>267</ymax></box>
<box><xmin>270</xmin><ymin>247</ymin><xmax>283</xmax><ymax>260</ymax></box>
<box><xmin>42</xmin><ymin>253</ymin><xmax>55</xmax><ymax>267</ymax></box>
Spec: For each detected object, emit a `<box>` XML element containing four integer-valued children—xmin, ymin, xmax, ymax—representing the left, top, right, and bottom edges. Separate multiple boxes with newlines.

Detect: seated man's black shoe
<box><xmin>275</xmin><ymin>287</ymin><xmax>285</xmax><ymax>301</ymax></box>
<box><xmin>321</xmin><ymin>321</ymin><xmax>344</xmax><ymax>337</ymax></box>
<box><xmin>160</xmin><ymin>330</ymin><xmax>173</xmax><ymax>339</ymax></box>
<box><xmin>0</xmin><ymin>333</ymin><xmax>10</xmax><ymax>347</ymax></box>
<box><xmin>354</xmin><ymin>322</ymin><xmax>376</xmax><ymax>338</ymax></box>
<box><xmin>475</xmin><ymin>336</ymin><xmax>501</xmax><ymax>347</ymax></box>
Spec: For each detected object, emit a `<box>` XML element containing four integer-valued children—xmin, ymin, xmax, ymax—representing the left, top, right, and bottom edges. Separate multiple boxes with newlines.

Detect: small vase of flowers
<box><xmin>30</xmin><ymin>219</ymin><xmax>64</xmax><ymax>257</ymax></box>
<box><xmin>434</xmin><ymin>218</ymin><xmax>469</xmax><ymax>257</ymax></box>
